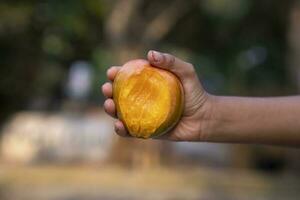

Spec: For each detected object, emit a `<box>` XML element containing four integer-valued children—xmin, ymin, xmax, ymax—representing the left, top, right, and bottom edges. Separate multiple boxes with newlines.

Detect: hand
<box><xmin>101</xmin><ymin>50</ymin><xmax>212</xmax><ymax>141</ymax></box>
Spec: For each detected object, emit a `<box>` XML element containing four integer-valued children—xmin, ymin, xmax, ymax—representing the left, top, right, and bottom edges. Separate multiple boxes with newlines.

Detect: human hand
<box><xmin>101</xmin><ymin>50</ymin><xmax>212</xmax><ymax>141</ymax></box>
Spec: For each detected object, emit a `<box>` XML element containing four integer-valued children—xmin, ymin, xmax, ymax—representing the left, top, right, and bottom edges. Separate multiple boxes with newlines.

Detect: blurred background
<box><xmin>0</xmin><ymin>0</ymin><xmax>300</xmax><ymax>199</ymax></box>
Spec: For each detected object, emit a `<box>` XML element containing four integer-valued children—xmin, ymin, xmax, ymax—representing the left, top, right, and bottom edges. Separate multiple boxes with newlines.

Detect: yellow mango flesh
<box><xmin>113</xmin><ymin>59</ymin><xmax>184</xmax><ymax>139</ymax></box>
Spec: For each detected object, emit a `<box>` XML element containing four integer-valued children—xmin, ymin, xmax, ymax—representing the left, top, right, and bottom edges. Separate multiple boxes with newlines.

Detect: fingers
<box><xmin>114</xmin><ymin>120</ymin><xmax>130</xmax><ymax>137</ymax></box>
<box><xmin>103</xmin><ymin>66</ymin><xmax>120</xmax><ymax>98</ymax></box>
<box><xmin>103</xmin><ymin>98</ymin><xmax>131</xmax><ymax>137</ymax></box>
<box><xmin>101</xmin><ymin>82</ymin><xmax>113</xmax><ymax>98</ymax></box>
<box><xmin>102</xmin><ymin>66</ymin><xmax>120</xmax><ymax>117</ymax></box>
<box><xmin>103</xmin><ymin>98</ymin><xmax>116</xmax><ymax>118</ymax></box>
<box><xmin>107</xmin><ymin>66</ymin><xmax>121</xmax><ymax>81</ymax></box>
<box><xmin>147</xmin><ymin>50</ymin><xmax>196</xmax><ymax>81</ymax></box>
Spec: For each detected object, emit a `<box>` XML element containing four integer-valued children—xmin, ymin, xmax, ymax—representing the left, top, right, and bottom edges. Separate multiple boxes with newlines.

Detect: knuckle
<box><xmin>185</xmin><ymin>63</ymin><xmax>196</xmax><ymax>76</ymax></box>
<box><xmin>107</xmin><ymin>66</ymin><xmax>118</xmax><ymax>75</ymax></box>
<box><xmin>186</xmin><ymin>63</ymin><xmax>195</xmax><ymax>72</ymax></box>
<box><xmin>107</xmin><ymin>66</ymin><xmax>114</xmax><ymax>73</ymax></box>
<box><xmin>169</xmin><ymin>56</ymin><xmax>176</xmax><ymax>67</ymax></box>
<box><xmin>106</xmin><ymin>69</ymin><xmax>112</xmax><ymax>79</ymax></box>
<box><xmin>165</xmin><ymin>54</ymin><xmax>175</xmax><ymax>66</ymax></box>
<box><xmin>159</xmin><ymin>54</ymin><xmax>166</xmax><ymax>65</ymax></box>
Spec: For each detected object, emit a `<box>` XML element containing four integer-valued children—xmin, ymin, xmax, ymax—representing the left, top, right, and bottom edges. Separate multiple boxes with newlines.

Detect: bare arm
<box><xmin>102</xmin><ymin>50</ymin><xmax>300</xmax><ymax>146</ymax></box>
<box><xmin>202</xmin><ymin>96</ymin><xmax>300</xmax><ymax>146</ymax></box>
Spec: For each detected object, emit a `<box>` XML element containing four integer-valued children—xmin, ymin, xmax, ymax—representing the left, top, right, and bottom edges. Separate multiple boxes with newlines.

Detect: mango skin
<box><xmin>113</xmin><ymin>59</ymin><xmax>184</xmax><ymax>139</ymax></box>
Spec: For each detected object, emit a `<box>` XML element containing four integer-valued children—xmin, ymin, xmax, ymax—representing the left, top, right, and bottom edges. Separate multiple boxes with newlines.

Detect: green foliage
<box><xmin>0</xmin><ymin>0</ymin><xmax>295</xmax><ymax>121</ymax></box>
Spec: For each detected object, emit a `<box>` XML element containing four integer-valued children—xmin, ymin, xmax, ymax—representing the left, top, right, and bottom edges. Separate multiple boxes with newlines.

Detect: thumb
<box><xmin>147</xmin><ymin>50</ymin><xmax>196</xmax><ymax>81</ymax></box>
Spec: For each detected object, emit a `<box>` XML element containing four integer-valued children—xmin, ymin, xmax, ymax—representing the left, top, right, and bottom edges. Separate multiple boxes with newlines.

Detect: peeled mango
<box><xmin>113</xmin><ymin>59</ymin><xmax>184</xmax><ymax>139</ymax></box>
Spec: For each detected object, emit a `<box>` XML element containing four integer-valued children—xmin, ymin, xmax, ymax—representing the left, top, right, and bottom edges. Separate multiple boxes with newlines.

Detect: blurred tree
<box><xmin>0</xmin><ymin>0</ymin><xmax>105</xmax><ymax>121</ymax></box>
<box><xmin>0</xmin><ymin>0</ymin><xmax>294</xmax><ymax>120</ymax></box>
<box><xmin>0</xmin><ymin>0</ymin><xmax>297</xmax><ymax>169</ymax></box>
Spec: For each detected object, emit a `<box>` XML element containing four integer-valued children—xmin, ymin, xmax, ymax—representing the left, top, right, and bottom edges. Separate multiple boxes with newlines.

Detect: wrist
<box><xmin>197</xmin><ymin>94</ymin><xmax>218</xmax><ymax>142</ymax></box>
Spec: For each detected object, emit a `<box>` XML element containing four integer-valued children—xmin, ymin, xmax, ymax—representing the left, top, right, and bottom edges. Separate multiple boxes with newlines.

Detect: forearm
<box><xmin>202</xmin><ymin>96</ymin><xmax>300</xmax><ymax>146</ymax></box>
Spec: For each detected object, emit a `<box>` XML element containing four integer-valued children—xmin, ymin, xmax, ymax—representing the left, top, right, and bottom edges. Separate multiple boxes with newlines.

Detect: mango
<box><xmin>113</xmin><ymin>59</ymin><xmax>184</xmax><ymax>139</ymax></box>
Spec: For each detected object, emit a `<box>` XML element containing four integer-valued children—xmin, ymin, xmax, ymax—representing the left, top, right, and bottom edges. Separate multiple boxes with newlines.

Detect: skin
<box><xmin>102</xmin><ymin>50</ymin><xmax>300</xmax><ymax>146</ymax></box>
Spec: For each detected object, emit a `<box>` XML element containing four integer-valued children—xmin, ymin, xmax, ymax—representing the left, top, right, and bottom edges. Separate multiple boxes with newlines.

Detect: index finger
<box><xmin>107</xmin><ymin>66</ymin><xmax>122</xmax><ymax>81</ymax></box>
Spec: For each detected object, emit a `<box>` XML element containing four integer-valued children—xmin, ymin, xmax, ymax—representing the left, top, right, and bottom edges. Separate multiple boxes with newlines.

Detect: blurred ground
<box><xmin>0</xmin><ymin>165</ymin><xmax>299</xmax><ymax>200</ymax></box>
<box><xmin>0</xmin><ymin>1</ymin><xmax>300</xmax><ymax>200</ymax></box>
<box><xmin>1</xmin><ymin>110</ymin><xmax>299</xmax><ymax>200</ymax></box>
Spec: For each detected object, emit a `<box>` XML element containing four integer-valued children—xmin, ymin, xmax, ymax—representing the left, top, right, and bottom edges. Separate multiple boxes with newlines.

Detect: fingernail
<box><xmin>151</xmin><ymin>50</ymin><xmax>163</xmax><ymax>62</ymax></box>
